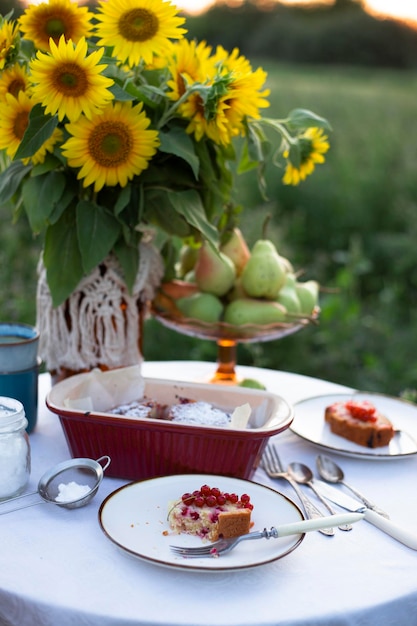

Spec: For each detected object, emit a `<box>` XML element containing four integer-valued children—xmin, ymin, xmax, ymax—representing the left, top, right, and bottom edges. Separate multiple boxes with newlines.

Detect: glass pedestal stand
<box><xmin>212</xmin><ymin>339</ymin><xmax>240</xmax><ymax>384</ymax></box>
<box><xmin>152</xmin><ymin>309</ymin><xmax>316</xmax><ymax>385</ymax></box>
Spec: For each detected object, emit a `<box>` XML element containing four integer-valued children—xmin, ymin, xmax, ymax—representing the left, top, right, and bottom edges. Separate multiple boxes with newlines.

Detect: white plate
<box><xmin>98</xmin><ymin>474</ymin><xmax>304</xmax><ymax>571</ymax></box>
<box><xmin>291</xmin><ymin>392</ymin><xmax>417</xmax><ymax>460</ymax></box>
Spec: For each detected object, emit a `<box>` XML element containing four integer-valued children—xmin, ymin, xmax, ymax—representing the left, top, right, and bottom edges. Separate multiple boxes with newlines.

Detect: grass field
<box><xmin>1</xmin><ymin>63</ymin><xmax>417</xmax><ymax>396</ymax></box>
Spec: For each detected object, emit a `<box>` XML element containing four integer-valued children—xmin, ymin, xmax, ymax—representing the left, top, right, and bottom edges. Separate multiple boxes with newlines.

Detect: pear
<box><xmin>194</xmin><ymin>242</ymin><xmax>236</xmax><ymax>297</ymax></box>
<box><xmin>276</xmin><ymin>285</ymin><xmax>301</xmax><ymax>315</ymax></box>
<box><xmin>220</xmin><ymin>228</ymin><xmax>251</xmax><ymax>276</ymax></box>
<box><xmin>241</xmin><ymin>239</ymin><xmax>286</xmax><ymax>300</ymax></box>
<box><xmin>176</xmin><ymin>292</ymin><xmax>223</xmax><ymax>323</ymax></box>
<box><xmin>224</xmin><ymin>298</ymin><xmax>286</xmax><ymax>326</ymax></box>
<box><xmin>226</xmin><ymin>276</ymin><xmax>247</xmax><ymax>302</ymax></box>
<box><xmin>295</xmin><ymin>280</ymin><xmax>319</xmax><ymax>315</ymax></box>
<box><xmin>176</xmin><ymin>244</ymin><xmax>199</xmax><ymax>278</ymax></box>
<box><xmin>280</xmin><ymin>256</ymin><xmax>295</xmax><ymax>275</ymax></box>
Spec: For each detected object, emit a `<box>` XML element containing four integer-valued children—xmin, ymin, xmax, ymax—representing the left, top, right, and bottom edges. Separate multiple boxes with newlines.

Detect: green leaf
<box><xmin>167</xmin><ymin>189</ymin><xmax>219</xmax><ymax>246</ymax></box>
<box><xmin>114</xmin><ymin>185</ymin><xmax>131</xmax><ymax>215</ymax></box>
<box><xmin>77</xmin><ymin>200</ymin><xmax>122</xmax><ymax>274</ymax></box>
<box><xmin>113</xmin><ymin>240</ymin><xmax>140</xmax><ymax>293</ymax></box>
<box><xmin>30</xmin><ymin>153</ymin><xmax>62</xmax><ymax>176</ymax></box>
<box><xmin>158</xmin><ymin>128</ymin><xmax>199</xmax><ymax>179</ymax></box>
<box><xmin>0</xmin><ymin>161</ymin><xmax>31</xmax><ymax>204</ymax></box>
<box><xmin>48</xmin><ymin>183</ymin><xmax>76</xmax><ymax>224</ymax></box>
<box><xmin>14</xmin><ymin>105</ymin><xmax>58</xmax><ymax>160</ymax></box>
<box><xmin>108</xmin><ymin>82</ymin><xmax>135</xmax><ymax>101</ymax></box>
<box><xmin>43</xmin><ymin>210</ymin><xmax>84</xmax><ymax>307</ymax></box>
<box><xmin>145</xmin><ymin>191</ymin><xmax>191</xmax><ymax>238</ymax></box>
<box><xmin>21</xmin><ymin>171</ymin><xmax>66</xmax><ymax>232</ymax></box>
<box><xmin>286</xmin><ymin>109</ymin><xmax>332</xmax><ymax>132</ymax></box>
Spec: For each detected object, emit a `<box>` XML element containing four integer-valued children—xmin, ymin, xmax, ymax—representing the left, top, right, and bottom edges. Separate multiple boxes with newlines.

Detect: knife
<box><xmin>314</xmin><ymin>479</ymin><xmax>417</xmax><ymax>550</ymax></box>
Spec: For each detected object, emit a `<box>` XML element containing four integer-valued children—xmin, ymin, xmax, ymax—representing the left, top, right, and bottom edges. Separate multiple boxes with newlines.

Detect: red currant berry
<box><xmin>194</xmin><ymin>496</ymin><xmax>205</xmax><ymax>507</ymax></box>
<box><xmin>205</xmin><ymin>495</ymin><xmax>217</xmax><ymax>507</ymax></box>
<box><xmin>193</xmin><ymin>489</ymin><xmax>201</xmax><ymax>497</ymax></box>
<box><xmin>216</xmin><ymin>494</ymin><xmax>227</xmax><ymax>506</ymax></box>
<box><xmin>200</xmin><ymin>484</ymin><xmax>211</xmax><ymax>496</ymax></box>
<box><xmin>241</xmin><ymin>494</ymin><xmax>250</xmax><ymax>504</ymax></box>
<box><xmin>228</xmin><ymin>493</ymin><xmax>239</xmax><ymax>504</ymax></box>
<box><xmin>181</xmin><ymin>492</ymin><xmax>194</xmax><ymax>505</ymax></box>
<box><xmin>210</xmin><ymin>487</ymin><xmax>221</xmax><ymax>497</ymax></box>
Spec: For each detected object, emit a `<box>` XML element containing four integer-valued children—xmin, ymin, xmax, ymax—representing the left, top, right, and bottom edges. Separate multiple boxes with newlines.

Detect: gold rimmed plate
<box><xmin>98</xmin><ymin>474</ymin><xmax>304</xmax><ymax>572</ymax></box>
<box><xmin>291</xmin><ymin>392</ymin><xmax>417</xmax><ymax>460</ymax></box>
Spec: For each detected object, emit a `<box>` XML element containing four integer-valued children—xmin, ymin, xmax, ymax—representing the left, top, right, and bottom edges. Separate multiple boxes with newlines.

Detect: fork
<box><xmin>262</xmin><ymin>444</ymin><xmax>335</xmax><ymax>536</ymax></box>
<box><xmin>170</xmin><ymin>513</ymin><xmax>364</xmax><ymax>558</ymax></box>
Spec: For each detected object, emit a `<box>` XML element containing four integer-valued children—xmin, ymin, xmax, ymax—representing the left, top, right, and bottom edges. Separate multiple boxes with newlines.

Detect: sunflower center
<box><xmin>53</xmin><ymin>63</ymin><xmax>88</xmax><ymax>96</ymax></box>
<box><xmin>299</xmin><ymin>137</ymin><xmax>313</xmax><ymax>164</ymax></box>
<box><xmin>14</xmin><ymin>110</ymin><xmax>29</xmax><ymax>140</ymax></box>
<box><xmin>45</xmin><ymin>17</ymin><xmax>67</xmax><ymax>40</ymax></box>
<box><xmin>89</xmin><ymin>121</ymin><xmax>132</xmax><ymax>167</ymax></box>
<box><xmin>8</xmin><ymin>79</ymin><xmax>26</xmax><ymax>98</ymax></box>
<box><xmin>118</xmin><ymin>9</ymin><xmax>159</xmax><ymax>43</ymax></box>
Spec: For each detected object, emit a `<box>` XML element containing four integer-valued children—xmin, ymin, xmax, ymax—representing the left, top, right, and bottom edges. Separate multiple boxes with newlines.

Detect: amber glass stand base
<box><xmin>209</xmin><ymin>339</ymin><xmax>241</xmax><ymax>385</ymax></box>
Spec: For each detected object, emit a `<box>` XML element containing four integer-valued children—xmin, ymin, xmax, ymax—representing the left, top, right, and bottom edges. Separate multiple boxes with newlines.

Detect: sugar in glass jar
<box><xmin>0</xmin><ymin>397</ymin><xmax>31</xmax><ymax>500</ymax></box>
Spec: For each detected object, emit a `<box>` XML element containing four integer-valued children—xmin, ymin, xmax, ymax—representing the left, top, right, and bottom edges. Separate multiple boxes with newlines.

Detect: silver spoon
<box><xmin>316</xmin><ymin>455</ymin><xmax>390</xmax><ymax>519</ymax></box>
<box><xmin>287</xmin><ymin>462</ymin><xmax>353</xmax><ymax>531</ymax></box>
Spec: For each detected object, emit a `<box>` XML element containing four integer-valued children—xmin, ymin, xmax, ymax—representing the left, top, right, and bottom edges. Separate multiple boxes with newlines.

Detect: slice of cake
<box><xmin>325</xmin><ymin>399</ymin><xmax>394</xmax><ymax>448</ymax></box>
<box><xmin>168</xmin><ymin>484</ymin><xmax>253</xmax><ymax>542</ymax></box>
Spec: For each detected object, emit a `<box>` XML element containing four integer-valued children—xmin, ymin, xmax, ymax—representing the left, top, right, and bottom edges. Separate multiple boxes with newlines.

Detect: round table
<box><xmin>1</xmin><ymin>361</ymin><xmax>417</xmax><ymax>626</ymax></box>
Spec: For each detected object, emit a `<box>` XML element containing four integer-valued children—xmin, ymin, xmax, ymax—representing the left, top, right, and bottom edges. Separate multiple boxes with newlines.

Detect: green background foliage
<box><xmin>1</xmin><ymin>0</ymin><xmax>416</xmax><ymax>396</ymax></box>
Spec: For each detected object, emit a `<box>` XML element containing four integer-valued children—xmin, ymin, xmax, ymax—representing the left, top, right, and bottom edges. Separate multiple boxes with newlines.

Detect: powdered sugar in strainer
<box><xmin>0</xmin><ymin>455</ymin><xmax>111</xmax><ymax>514</ymax></box>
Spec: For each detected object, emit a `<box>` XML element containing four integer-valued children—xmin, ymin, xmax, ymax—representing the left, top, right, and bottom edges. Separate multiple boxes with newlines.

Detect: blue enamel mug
<box><xmin>0</xmin><ymin>324</ymin><xmax>40</xmax><ymax>433</ymax></box>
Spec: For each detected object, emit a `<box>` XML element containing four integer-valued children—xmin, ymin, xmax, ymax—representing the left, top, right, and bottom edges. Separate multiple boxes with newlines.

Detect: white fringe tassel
<box><xmin>36</xmin><ymin>241</ymin><xmax>164</xmax><ymax>373</ymax></box>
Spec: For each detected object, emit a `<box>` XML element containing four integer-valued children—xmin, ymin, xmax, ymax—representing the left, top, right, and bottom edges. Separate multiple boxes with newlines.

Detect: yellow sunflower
<box><xmin>0</xmin><ymin>63</ymin><xmax>31</xmax><ymax>101</ymax></box>
<box><xmin>0</xmin><ymin>91</ymin><xmax>63</xmax><ymax>164</ymax></box>
<box><xmin>174</xmin><ymin>44</ymin><xmax>270</xmax><ymax>146</ymax></box>
<box><xmin>95</xmin><ymin>0</ymin><xmax>187</xmax><ymax>67</ymax></box>
<box><xmin>181</xmin><ymin>93</ymin><xmax>233</xmax><ymax>146</ymax></box>
<box><xmin>29</xmin><ymin>35</ymin><xmax>114</xmax><ymax>122</ymax></box>
<box><xmin>166</xmin><ymin>38</ymin><xmax>213</xmax><ymax>102</ymax></box>
<box><xmin>213</xmin><ymin>45</ymin><xmax>270</xmax><ymax>120</ymax></box>
<box><xmin>18</xmin><ymin>0</ymin><xmax>94</xmax><ymax>51</ymax></box>
<box><xmin>61</xmin><ymin>100</ymin><xmax>160</xmax><ymax>192</ymax></box>
<box><xmin>283</xmin><ymin>127</ymin><xmax>330</xmax><ymax>185</ymax></box>
<box><xmin>0</xmin><ymin>19</ymin><xmax>19</xmax><ymax>70</ymax></box>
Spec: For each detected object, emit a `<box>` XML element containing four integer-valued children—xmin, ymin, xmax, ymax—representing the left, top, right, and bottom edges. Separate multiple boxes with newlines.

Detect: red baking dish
<box><xmin>46</xmin><ymin>369</ymin><xmax>294</xmax><ymax>480</ymax></box>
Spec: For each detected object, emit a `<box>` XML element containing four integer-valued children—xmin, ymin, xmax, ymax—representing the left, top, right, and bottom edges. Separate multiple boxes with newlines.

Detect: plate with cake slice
<box><xmin>98</xmin><ymin>474</ymin><xmax>305</xmax><ymax>571</ymax></box>
<box><xmin>291</xmin><ymin>392</ymin><xmax>417</xmax><ymax>459</ymax></box>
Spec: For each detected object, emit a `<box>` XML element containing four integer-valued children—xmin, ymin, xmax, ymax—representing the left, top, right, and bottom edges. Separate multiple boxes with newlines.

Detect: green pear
<box><xmin>220</xmin><ymin>228</ymin><xmax>251</xmax><ymax>276</ymax></box>
<box><xmin>280</xmin><ymin>256</ymin><xmax>295</xmax><ymax>275</ymax></box>
<box><xmin>226</xmin><ymin>276</ymin><xmax>247</xmax><ymax>302</ymax></box>
<box><xmin>241</xmin><ymin>239</ymin><xmax>286</xmax><ymax>299</ymax></box>
<box><xmin>224</xmin><ymin>298</ymin><xmax>286</xmax><ymax>326</ymax></box>
<box><xmin>295</xmin><ymin>280</ymin><xmax>319</xmax><ymax>315</ymax></box>
<box><xmin>284</xmin><ymin>272</ymin><xmax>297</xmax><ymax>288</ymax></box>
<box><xmin>176</xmin><ymin>244</ymin><xmax>199</xmax><ymax>278</ymax></box>
<box><xmin>276</xmin><ymin>285</ymin><xmax>301</xmax><ymax>315</ymax></box>
<box><xmin>176</xmin><ymin>292</ymin><xmax>223</xmax><ymax>323</ymax></box>
<box><xmin>194</xmin><ymin>242</ymin><xmax>236</xmax><ymax>296</ymax></box>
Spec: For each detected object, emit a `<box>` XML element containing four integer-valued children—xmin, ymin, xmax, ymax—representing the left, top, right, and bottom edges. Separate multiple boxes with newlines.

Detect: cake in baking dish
<box><xmin>325</xmin><ymin>399</ymin><xmax>394</xmax><ymax>448</ymax></box>
<box><xmin>110</xmin><ymin>397</ymin><xmax>231</xmax><ymax>427</ymax></box>
<box><xmin>168</xmin><ymin>484</ymin><xmax>253</xmax><ymax>542</ymax></box>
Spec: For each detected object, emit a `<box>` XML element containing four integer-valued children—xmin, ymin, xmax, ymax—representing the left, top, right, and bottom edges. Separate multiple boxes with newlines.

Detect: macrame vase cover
<box><xmin>36</xmin><ymin>241</ymin><xmax>164</xmax><ymax>374</ymax></box>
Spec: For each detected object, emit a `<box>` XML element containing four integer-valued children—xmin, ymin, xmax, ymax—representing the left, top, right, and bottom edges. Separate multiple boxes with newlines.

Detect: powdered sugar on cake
<box><xmin>168</xmin><ymin>402</ymin><xmax>231</xmax><ymax>427</ymax></box>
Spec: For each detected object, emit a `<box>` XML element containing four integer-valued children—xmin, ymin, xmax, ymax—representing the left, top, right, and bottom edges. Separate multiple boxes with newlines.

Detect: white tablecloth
<box><xmin>1</xmin><ymin>361</ymin><xmax>417</xmax><ymax>626</ymax></box>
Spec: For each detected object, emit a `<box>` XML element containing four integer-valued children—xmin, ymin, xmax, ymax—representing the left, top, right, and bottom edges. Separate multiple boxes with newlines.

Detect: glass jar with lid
<box><xmin>0</xmin><ymin>397</ymin><xmax>31</xmax><ymax>500</ymax></box>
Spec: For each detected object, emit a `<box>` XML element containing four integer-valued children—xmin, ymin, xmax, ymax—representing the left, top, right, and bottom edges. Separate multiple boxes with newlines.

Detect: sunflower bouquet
<box><xmin>0</xmin><ymin>0</ymin><xmax>330</xmax><ymax>309</ymax></box>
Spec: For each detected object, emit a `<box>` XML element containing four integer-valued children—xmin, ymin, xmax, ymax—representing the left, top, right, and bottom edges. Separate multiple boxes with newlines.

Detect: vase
<box><xmin>36</xmin><ymin>241</ymin><xmax>164</xmax><ymax>383</ymax></box>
